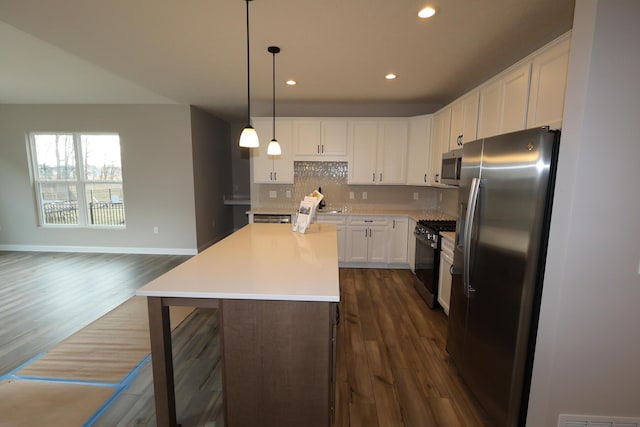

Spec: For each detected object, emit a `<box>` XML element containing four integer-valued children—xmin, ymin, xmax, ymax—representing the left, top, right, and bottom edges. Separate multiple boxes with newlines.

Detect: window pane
<box><xmin>81</xmin><ymin>134</ymin><xmax>122</xmax><ymax>181</ymax></box>
<box><xmin>33</xmin><ymin>134</ymin><xmax>76</xmax><ymax>180</ymax></box>
<box><xmin>40</xmin><ymin>182</ymin><xmax>79</xmax><ymax>225</ymax></box>
<box><xmin>86</xmin><ymin>183</ymin><xmax>125</xmax><ymax>226</ymax></box>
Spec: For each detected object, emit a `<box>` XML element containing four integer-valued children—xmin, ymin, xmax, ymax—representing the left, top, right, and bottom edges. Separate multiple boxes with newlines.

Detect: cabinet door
<box><xmin>499</xmin><ymin>63</ymin><xmax>532</xmax><ymax>134</ymax></box>
<box><xmin>406</xmin><ymin>115</ymin><xmax>432</xmax><ymax>186</ymax></box>
<box><xmin>251</xmin><ymin>118</ymin><xmax>275</xmax><ymax>183</ymax></box>
<box><xmin>461</xmin><ymin>91</ymin><xmax>479</xmax><ymax>143</ymax></box>
<box><xmin>293</xmin><ymin>120</ymin><xmax>322</xmax><ymax>157</ymax></box>
<box><xmin>527</xmin><ymin>36</ymin><xmax>571</xmax><ymax>130</ymax></box>
<box><xmin>388</xmin><ymin>217</ymin><xmax>408</xmax><ymax>264</ymax></box>
<box><xmin>450</xmin><ymin>92</ymin><xmax>479</xmax><ymax>148</ymax></box>
<box><xmin>378</xmin><ymin>120</ymin><xmax>408</xmax><ymax>184</ymax></box>
<box><xmin>345</xmin><ymin>225</ymin><xmax>369</xmax><ymax>263</ymax></box>
<box><xmin>272</xmin><ymin>120</ymin><xmax>294</xmax><ymax>183</ymax></box>
<box><xmin>348</xmin><ymin>121</ymin><xmax>378</xmax><ymax>184</ymax></box>
<box><xmin>321</xmin><ymin>120</ymin><xmax>348</xmax><ymax>157</ymax></box>
<box><xmin>438</xmin><ymin>250</ymin><xmax>453</xmax><ymax>315</ymax></box>
<box><xmin>336</xmin><ymin>226</ymin><xmax>346</xmax><ymax>263</ymax></box>
<box><xmin>429</xmin><ymin>108</ymin><xmax>451</xmax><ymax>185</ymax></box>
<box><xmin>478</xmin><ymin>80</ymin><xmax>501</xmax><ymax>138</ymax></box>
<box><xmin>449</xmin><ymin>101</ymin><xmax>465</xmax><ymax>151</ymax></box>
<box><xmin>368</xmin><ymin>226</ymin><xmax>388</xmax><ymax>263</ymax></box>
<box><xmin>408</xmin><ymin>218</ymin><xmax>416</xmax><ymax>272</ymax></box>
<box><xmin>251</xmin><ymin>119</ymin><xmax>293</xmax><ymax>183</ymax></box>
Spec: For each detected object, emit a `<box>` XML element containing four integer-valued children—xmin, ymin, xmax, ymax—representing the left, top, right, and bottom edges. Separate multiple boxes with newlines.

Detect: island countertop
<box><xmin>136</xmin><ymin>223</ymin><xmax>340</xmax><ymax>302</ymax></box>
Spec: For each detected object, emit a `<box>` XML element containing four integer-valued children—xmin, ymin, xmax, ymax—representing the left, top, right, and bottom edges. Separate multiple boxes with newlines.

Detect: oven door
<box><xmin>414</xmin><ymin>233</ymin><xmax>439</xmax><ymax>308</ymax></box>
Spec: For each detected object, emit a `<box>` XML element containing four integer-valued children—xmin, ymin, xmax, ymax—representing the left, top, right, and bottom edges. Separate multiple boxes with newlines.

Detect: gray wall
<box><xmin>0</xmin><ymin>104</ymin><xmax>198</xmax><ymax>253</ymax></box>
<box><xmin>528</xmin><ymin>0</ymin><xmax>640</xmax><ymax>424</ymax></box>
<box><xmin>190</xmin><ymin>106</ymin><xmax>233</xmax><ymax>250</ymax></box>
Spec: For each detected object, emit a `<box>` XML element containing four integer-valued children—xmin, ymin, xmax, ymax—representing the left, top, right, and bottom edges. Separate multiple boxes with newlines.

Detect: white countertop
<box><xmin>136</xmin><ymin>223</ymin><xmax>340</xmax><ymax>302</ymax></box>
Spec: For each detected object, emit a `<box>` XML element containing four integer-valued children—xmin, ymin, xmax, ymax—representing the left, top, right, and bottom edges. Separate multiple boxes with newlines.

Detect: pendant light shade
<box><xmin>267</xmin><ymin>46</ymin><xmax>282</xmax><ymax>156</ymax></box>
<box><xmin>239</xmin><ymin>0</ymin><xmax>259</xmax><ymax>148</ymax></box>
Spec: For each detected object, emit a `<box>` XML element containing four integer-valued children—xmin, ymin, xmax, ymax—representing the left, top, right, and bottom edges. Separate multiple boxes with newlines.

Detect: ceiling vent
<box><xmin>558</xmin><ymin>415</ymin><xmax>640</xmax><ymax>427</ymax></box>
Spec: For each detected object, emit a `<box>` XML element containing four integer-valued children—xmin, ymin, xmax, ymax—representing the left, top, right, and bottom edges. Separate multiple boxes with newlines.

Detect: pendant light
<box><xmin>239</xmin><ymin>0</ymin><xmax>259</xmax><ymax>148</ymax></box>
<box><xmin>267</xmin><ymin>46</ymin><xmax>282</xmax><ymax>156</ymax></box>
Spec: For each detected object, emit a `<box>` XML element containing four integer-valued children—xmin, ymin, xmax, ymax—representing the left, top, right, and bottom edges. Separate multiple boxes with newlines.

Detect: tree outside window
<box><xmin>29</xmin><ymin>133</ymin><xmax>126</xmax><ymax>227</ymax></box>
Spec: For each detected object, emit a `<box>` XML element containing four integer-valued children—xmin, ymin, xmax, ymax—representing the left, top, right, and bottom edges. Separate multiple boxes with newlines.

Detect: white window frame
<box><xmin>28</xmin><ymin>132</ymin><xmax>126</xmax><ymax>228</ymax></box>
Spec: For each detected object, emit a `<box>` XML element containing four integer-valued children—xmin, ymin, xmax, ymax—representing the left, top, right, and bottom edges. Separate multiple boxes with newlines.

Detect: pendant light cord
<box><xmin>272</xmin><ymin>49</ymin><xmax>276</xmax><ymax>140</ymax></box>
<box><xmin>246</xmin><ymin>0</ymin><xmax>251</xmax><ymax>123</ymax></box>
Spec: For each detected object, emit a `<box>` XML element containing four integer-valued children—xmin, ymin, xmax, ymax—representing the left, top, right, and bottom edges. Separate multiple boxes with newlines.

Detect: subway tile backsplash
<box><xmin>251</xmin><ymin>161</ymin><xmax>458</xmax><ymax>214</ymax></box>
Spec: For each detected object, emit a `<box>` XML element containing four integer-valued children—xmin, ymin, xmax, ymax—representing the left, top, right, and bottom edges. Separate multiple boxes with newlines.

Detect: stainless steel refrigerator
<box><xmin>447</xmin><ymin>127</ymin><xmax>560</xmax><ymax>426</ymax></box>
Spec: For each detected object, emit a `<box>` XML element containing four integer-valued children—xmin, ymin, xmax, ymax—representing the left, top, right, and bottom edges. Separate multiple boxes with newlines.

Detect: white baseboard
<box><xmin>0</xmin><ymin>244</ymin><xmax>197</xmax><ymax>256</ymax></box>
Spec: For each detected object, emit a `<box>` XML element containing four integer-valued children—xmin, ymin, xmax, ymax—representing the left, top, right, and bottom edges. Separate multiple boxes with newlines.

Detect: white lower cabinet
<box><xmin>408</xmin><ymin>218</ymin><xmax>416</xmax><ymax>272</ymax></box>
<box><xmin>388</xmin><ymin>217</ymin><xmax>409</xmax><ymax>265</ymax></box>
<box><xmin>438</xmin><ymin>235</ymin><xmax>455</xmax><ymax>316</ymax></box>
<box><xmin>316</xmin><ymin>215</ymin><xmax>347</xmax><ymax>263</ymax></box>
<box><xmin>345</xmin><ymin>217</ymin><xmax>388</xmax><ymax>264</ymax></box>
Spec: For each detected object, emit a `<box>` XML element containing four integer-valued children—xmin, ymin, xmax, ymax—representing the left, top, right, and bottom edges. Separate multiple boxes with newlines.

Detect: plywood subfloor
<box><xmin>16</xmin><ymin>297</ymin><xmax>193</xmax><ymax>383</ymax></box>
<box><xmin>0</xmin><ymin>379</ymin><xmax>116</xmax><ymax>427</ymax></box>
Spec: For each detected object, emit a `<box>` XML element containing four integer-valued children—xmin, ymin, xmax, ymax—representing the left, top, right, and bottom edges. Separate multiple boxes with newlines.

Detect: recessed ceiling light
<box><xmin>418</xmin><ymin>6</ymin><xmax>437</xmax><ymax>19</ymax></box>
<box><xmin>286</xmin><ymin>79</ymin><xmax>297</xmax><ymax>86</ymax></box>
<box><xmin>385</xmin><ymin>73</ymin><xmax>397</xmax><ymax>80</ymax></box>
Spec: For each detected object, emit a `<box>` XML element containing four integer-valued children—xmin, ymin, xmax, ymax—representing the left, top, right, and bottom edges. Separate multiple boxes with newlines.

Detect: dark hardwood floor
<box><xmin>0</xmin><ymin>252</ymin><xmax>490</xmax><ymax>426</ymax></box>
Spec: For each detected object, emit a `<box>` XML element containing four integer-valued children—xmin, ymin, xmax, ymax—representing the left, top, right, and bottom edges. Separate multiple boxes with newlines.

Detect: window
<box><xmin>29</xmin><ymin>133</ymin><xmax>126</xmax><ymax>227</ymax></box>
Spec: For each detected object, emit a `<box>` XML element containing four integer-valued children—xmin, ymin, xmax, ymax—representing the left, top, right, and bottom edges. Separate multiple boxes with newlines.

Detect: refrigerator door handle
<box><xmin>464</xmin><ymin>177</ymin><xmax>481</xmax><ymax>296</ymax></box>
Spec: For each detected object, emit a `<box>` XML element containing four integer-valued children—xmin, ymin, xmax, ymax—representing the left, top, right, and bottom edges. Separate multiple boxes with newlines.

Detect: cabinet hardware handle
<box><xmin>393</xmin><ymin>220</ymin><xmax>396</xmax><ymax>228</ymax></box>
<box><xmin>372</xmin><ymin>173</ymin><xmax>375</xmax><ymax>182</ymax></box>
<box><xmin>321</xmin><ymin>144</ymin><xmax>324</xmax><ymax>154</ymax></box>
<box><xmin>270</xmin><ymin>172</ymin><xmax>273</xmax><ymax>180</ymax></box>
<box><xmin>435</xmin><ymin>173</ymin><xmax>440</xmax><ymax>183</ymax></box>
<box><xmin>379</xmin><ymin>173</ymin><xmax>382</xmax><ymax>182</ymax></box>
<box><xmin>317</xmin><ymin>145</ymin><xmax>320</xmax><ymax>154</ymax></box>
<box><xmin>274</xmin><ymin>172</ymin><xmax>277</xmax><ymax>181</ymax></box>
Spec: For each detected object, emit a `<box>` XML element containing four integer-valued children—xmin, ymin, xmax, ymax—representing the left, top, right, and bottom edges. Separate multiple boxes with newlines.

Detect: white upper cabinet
<box><xmin>251</xmin><ymin>118</ymin><xmax>294</xmax><ymax>184</ymax></box>
<box><xmin>429</xmin><ymin>107</ymin><xmax>451</xmax><ymax>186</ymax></box>
<box><xmin>527</xmin><ymin>35</ymin><xmax>571</xmax><ymax>130</ymax></box>
<box><xmin>348</xmin><ymin>119</ymin><xmax>408</xmax><ymax>185</ymax></box>
<box><xmin>449</xmin><ymin>91</ymin><xmax>479</xmax><ymax>149</ymax></box>
<box><xmin>406</xmin><ymin>115</ymin><xmax>433</xmax><ymax>186</ymax></box>
<box><xmin>478</xmin><ymin>63</ymin><xmax>532</xmax><ymax>138</ymax></box>
<box><xmin>293</xmin><ymin>119</ymin><xmax>348</xmax><ymax>161</ymax></box>
<box><xmin>500</xmin><ymin>63</ymin><xmax>532</xmax><ymax>134</ymax></box>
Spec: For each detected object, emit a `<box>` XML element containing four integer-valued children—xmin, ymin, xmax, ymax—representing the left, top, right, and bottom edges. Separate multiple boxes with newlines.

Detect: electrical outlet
<box><xmin>153</xmin><ymin>226</ymin><xmax>159</xmax><ymax>234</ymax></box>
<box><xmin>413</xmin><ymin>192</ymin><xmax>419</xmax><ymax>201</ymax></box>
<box><xmin>349</xmin><ymin>191</ymin><xmax>355</xmax><ymax>199</ymax></box>
<box><xmin>269</xmin><ymin>190</ymin><xmax>277</xmax><ymax>198</ymax></box>
<box><xmin>286</xmin><ymin>190</ymin><xmax>291</xmax><ymax>198</ymax></box>
<box><xmin>362</xmin><ymin>192</ymin><xmax>367</xmax><ymax>200</ymax></box>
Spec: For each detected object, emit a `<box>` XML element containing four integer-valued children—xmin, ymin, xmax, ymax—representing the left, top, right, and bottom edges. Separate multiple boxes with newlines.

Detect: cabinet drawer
<box><xmin>348</xmin><ymin>217</ymin><xmax>389</xmax><ymax>227</ymax></box>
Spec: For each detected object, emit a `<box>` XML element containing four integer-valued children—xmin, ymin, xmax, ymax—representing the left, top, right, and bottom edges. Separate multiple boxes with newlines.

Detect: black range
<box><xmin>413</xmin><ymin>219</ymin><xmax>457</xmax><ymax>309</ymax></box>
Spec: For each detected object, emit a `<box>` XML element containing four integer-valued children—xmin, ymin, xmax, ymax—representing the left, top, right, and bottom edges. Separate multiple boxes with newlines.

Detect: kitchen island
<box><xmin>136</xmin><ymin>223</ymin><xmax>340</xmax><ymax>427</ymax></box>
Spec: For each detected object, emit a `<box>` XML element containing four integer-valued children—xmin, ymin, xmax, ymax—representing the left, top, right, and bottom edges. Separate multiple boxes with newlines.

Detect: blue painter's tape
<box><xmin>0</xmin><ymin>352</ymin><xmax>47</xmax><ymax>382</ymax></box>
<box><xmin>82</xmin><ymin>384</ymin><xmax>128</xmax><ymax>427</ymax></box>
<box><xmin>7</xmin><ymin>375</ymin><xmax>120</xmax><ymax>388</ymax></box>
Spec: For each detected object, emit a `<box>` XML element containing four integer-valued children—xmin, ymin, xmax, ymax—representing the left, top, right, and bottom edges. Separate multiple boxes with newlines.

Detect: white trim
<box><xmin>0</xmin><ymin>244</ymin><xmax>197</xmax><ymax>256</ymax></box>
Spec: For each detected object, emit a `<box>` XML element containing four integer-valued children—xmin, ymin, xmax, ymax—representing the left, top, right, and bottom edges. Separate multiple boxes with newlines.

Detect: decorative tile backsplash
<box><xmin>251</xmin><ymin>161</ymin><xmax>458</xmax><ymax>214</ymax></box>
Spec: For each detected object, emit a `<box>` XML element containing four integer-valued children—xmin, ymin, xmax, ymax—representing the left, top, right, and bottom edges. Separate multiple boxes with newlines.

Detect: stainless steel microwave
<box><xmin>441</xmin><ymin>149</ymin><xmax>462</xmax><ymax>185</ymax></box>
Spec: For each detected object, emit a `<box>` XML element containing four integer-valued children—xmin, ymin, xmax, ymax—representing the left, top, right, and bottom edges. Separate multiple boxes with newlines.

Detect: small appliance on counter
<box><xmin>413</xmin><ymin>219</ymin><xmax>457</xmax><ymax>308</ymax></box>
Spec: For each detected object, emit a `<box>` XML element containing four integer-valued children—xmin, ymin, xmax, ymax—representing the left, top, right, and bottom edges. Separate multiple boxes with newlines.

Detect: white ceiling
<box><xmin>0</xmin><ymin>0</ymin><xmax>575</xmax><ymax>121</ymax></box>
